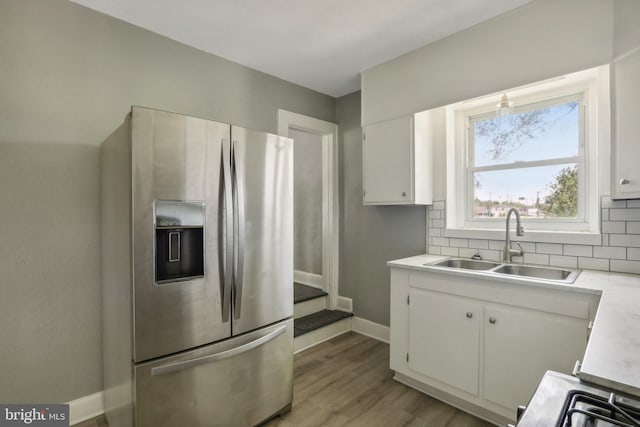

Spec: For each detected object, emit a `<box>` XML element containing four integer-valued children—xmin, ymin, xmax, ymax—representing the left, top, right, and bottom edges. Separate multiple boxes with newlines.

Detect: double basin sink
<box><xmin>427</xmin><ymin>258</ymin><xmax>580</xmax><ymax>284</ymax></box>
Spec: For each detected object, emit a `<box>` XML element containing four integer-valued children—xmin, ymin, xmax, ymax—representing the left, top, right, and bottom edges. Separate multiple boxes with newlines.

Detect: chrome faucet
<box><xmin>504</xmin><ymin>208</ymin><xmax>524</xmax><ymax>262</ymax></box>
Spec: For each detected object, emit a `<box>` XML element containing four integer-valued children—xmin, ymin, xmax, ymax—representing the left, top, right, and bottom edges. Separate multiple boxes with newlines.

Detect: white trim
<box><xmin>351</xmin><ymin>317</ymin><xmax>390</xmax><ymax>344</ymax></box>
<box><xmin>335</xmin><ymin>296</ymin><xmax>353</xmax><ymax>313</ymax></box>
<box><xmin>277</xmin><ymin>109</ymin><xmax>340</xmax><ymax>310</ymax></box>
<box><xmin>68</xmin><ymin>391</ymin><xmax>104</xmax><ymax>425</ymax></box>
<box><xmin>293</xmin><ymin>270</ymin><xmax>323</xmax><ymax>288</ymax></box>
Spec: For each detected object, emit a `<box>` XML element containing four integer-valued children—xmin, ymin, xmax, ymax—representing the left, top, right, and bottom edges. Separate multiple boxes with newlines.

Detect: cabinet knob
<box><xmin>489</xmin><ymin>317</ymin><xmax>497</xmax><ymax>324</ymax></box>
<box><xmin>466</xmin><ymin>312</ymin><xmax>473</xmax><ymax>319</ymax></box>
<box><xmin>402</xmin><ymin>191</ymin><xmax>407</xmax><ymax>197</ymax></box>
<box><xmin>620</xmin><ymin>178</ymin><xmax>630</xmax><ymax>185</ymax></box>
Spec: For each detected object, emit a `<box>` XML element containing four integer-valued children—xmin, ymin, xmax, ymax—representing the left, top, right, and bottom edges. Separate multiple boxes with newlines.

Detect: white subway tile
<box><xmin>441</xmin><ymin>247</ymin><xmax>459</xmax><ymax>256</ymax></box>
<box><xmin>489</xmin><ymin>240</ymin><xmax>504</xmax><ymax>251</ymax></box>
<box><xmin>518</xmin><ymin>241</ymin><xmax>537</xmax><ymax>252</ymax></box>
<box><xmin>601</xmin><ymin>221</ymin><xmax>626</xmax><ymax>234</ymax></box>
<box><xmin>432</xmin><ymin>237</ymin><xmax>450</xmax><ymax>246</ymax></box>
<box><xmin>432</xmin><ymin>219</ymin><xmax>445</xmax><ymax>229</ymax></box>
<box><xmin>479</xmin><ymin>249</ymin><xmax>501</xmax><ymax>262</ymax></box>
<box><xmin>511</xmin><ymin>255</ymin><xmax>524</xmax><ymax>263</ymax></box>
<box><xmin>593</xmin><ymin>246</ymin><xmax>627</xmax><ymax>260</ymax></box>
<box><xmin>459</xmin><ymin>248</ymin><xmax>478</xmax><ymax>259</ymax></box>
<box><xmin>450</xmin><ymin>238</ymin><xmax>469</xmax><ymax>248</ymax></box>
<box><xmin>610</xmin><ymin>260</ymin><xmax>640</xmax><ymax>275</ymax></box>
<box><xmin>549</xmin><ymin>255</ymin><xmax>578</xmax><ymax>269</ymax></box>
<box><xmin>610</xmin><ymin>208</ymin><xmax>640</xmax><ymax>221</ymax></box>
<box><xmin>523</xmin><ymin>253</ymin><xmax>549</xmax><ymax>266</ymax></box>
<box><xmin>433</xmin><ymin>201</ymin><xmax>445</xmax><ymax>210</ymax></box>
<box><xmin>601</xmin><ymin>196</ymin><xmax>627</xmax><ymax>208</ymax></box>
<box><xmin>430</xmin><ymin>228</ymin><xmax>442</xmax><ymax>237</ymax></box>
<box><xmin>564</xmin><ymin>244</ymin><xmax>593</xmax><ymax>257</ymax></box>
<box><xmin>428</xmin><ymin>246</ymin><xmax>442</xmax><ymax>255</ymax></box>
<box><xmin>627</xmin><ymin>222</ymin><xmax>640</xmax><ymax>234</ymax></box>
<box><xmin>579</xmin><ymin>257</ymin><xmax>610</xmax><ymax>271</ymax></box>
<box><xmin>627</xmin><ymin>248</ymin><xmax>640</xmax><ymax>261</ymax></box>
<box><xmin>469</xmin><ymin>239</ymin><xmax>489</xmax><ymax>249</ymax></box>
<box><xmin>610</xmin><ymin>234</ymin><xmax>640</xmax><ymax>248</ymax></box>
<box><xmin>601</xmin><ymin>208</ymin><xmax>609</xmax><ymax>221</ymax></box>
<box><xmin>535</xmin><ymin>243</ymin><xmax>563</xmax><ymax>255</ymax></box>
<box><xmin>627</xmin><ymin>200</ymin><xmax>640</xmax><ymax>208</ymax></box>
<box><xmin>602</xmin><ymin>234</ymin><xmax>609</xmax><ymax>246</ymax></box>
<box><xmin>430</xmin><ymin>209</ymin><xmax>442</xmax><ymax>219</ymax></box>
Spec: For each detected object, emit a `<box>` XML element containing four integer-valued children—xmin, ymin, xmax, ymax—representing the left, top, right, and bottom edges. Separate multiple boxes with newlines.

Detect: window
<box><xmin>446</xmin><ymin>66</ymin><xmax>607</xmax><ymax>240</ymax></box>
<box><xmin>469</xmin><ymin>94</ymin><xmax>584</xmax><ymax>222</ymax></box>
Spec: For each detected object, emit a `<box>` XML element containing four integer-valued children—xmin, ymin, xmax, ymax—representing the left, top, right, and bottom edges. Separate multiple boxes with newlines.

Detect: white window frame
<box><xmin>445</xmin><ymin>66</ymin><xmax>608</xmax><ymax>244</ymax></box>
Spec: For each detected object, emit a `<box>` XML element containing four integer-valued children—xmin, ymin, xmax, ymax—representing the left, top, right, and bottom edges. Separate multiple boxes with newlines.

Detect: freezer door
<box><xmin>134</xmin><ymin>319</ymin><xmax>293</xmax><ymax>427</ymax></box>
<box><xmin>231</xmin><ymin>126</ymin><xmax>293</xmax><ymax>334</ymax></box>
<box><xmin>132</xmin><ymin>107</ymin><xmax>232</xmax><ymax>362</ymax></box>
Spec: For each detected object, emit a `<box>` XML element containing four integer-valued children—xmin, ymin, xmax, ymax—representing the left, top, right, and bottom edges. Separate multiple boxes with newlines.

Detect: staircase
<box><xmin>293</xmin><ymin>283</ymin><xmax>353</xmax><ymax>353</ymax></box>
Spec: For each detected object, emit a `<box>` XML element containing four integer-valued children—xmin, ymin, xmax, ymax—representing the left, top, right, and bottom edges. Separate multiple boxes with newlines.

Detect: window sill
<box><xmin>443</xmin><ymin>227</ymin><xmax>602</xmax><ymax>245</ymax></box>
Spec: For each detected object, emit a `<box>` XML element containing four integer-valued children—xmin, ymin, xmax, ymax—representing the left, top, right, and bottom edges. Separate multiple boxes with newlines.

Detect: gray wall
<box><xmin>0</xmin><ymin>0</ymin><xmax>335</xmax><ymax>404</ymax></box>
<box><xmin>291</xmin><ymin>129</ymin><xmax>323</xmax><ymax>275</ymax></box>
<box><xmin>337</xmin><ymin>92</ymin><xmax>426</xmax><ymax>326</ymax></box>
<box><xmin>0</xmin><ymin>143</ymin><xmax>101</xmax><ymax>403</ymax></box>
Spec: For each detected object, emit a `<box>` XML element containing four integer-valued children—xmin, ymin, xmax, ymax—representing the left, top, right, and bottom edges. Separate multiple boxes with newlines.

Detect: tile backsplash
<box><xmin>427</xmin><ymin>197</ymin><xmax>640</xmax><ymax>275</ymax></box>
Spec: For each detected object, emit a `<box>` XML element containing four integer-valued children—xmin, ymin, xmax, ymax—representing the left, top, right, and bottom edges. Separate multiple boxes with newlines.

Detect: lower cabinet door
<box><xmin>483</xmin><ymin>304</ymin><xmax>587</xmax><ymax>410</ymax></box>
<box><xmin>408</xmin><ymin>288</ymin><xmax>481</xmax><ymax>395</ymax></box>
<box><xmin>134</xmin><ymin>320</ymin><xmax>293</xmax><ymax>427</ymax></box>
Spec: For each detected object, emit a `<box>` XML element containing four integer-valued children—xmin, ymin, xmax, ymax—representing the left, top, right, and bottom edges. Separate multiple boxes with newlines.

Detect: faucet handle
<box><xmin>513</xmin><ymin>242</ymin><xmax>524</xmax><ymax>256</ymax></box>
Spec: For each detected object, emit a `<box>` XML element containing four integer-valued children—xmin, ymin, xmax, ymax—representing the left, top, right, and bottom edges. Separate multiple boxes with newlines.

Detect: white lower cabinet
<box><xmin>408</xmin><ymin>289</ymin><xmax>481</xmax><ymax>395</ymax></box>
<box><xmin>390</xmin><ymin>268</ymin><xmax>597</xmax><ymax>424</ymax></box>
<box><xmin>483</xmin><ymin>304</ymin><xmax>587</xmax><ymax>410</ymax></box>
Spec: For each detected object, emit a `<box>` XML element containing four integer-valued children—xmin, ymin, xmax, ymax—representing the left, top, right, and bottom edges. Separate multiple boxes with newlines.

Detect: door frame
<box><xmin>277</xmin><ymin>109</ymin><xmax>339</xmax><ymax>310</ymax></box>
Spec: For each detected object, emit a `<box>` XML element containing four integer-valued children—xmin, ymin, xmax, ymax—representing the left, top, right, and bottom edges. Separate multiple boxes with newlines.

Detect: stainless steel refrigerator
<box><xmin>101</xmin><ymin>106</ymin><xmax>294</xmax><ymax>427</ymax></box>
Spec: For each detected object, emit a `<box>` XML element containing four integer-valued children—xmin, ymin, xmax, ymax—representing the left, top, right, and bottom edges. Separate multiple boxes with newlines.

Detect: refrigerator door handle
<box><xmin>220</xmin><ymin>139</ymin><xmax>233</xmax><ymax>322</ymax></box>
<box><xmin>150</xmin><ymin>325</ymin><xmax>287</xmax><ymax>376</ymax></box>
<box><xmin>232</xmin><ymin>140</ymin><xmax>245</xmax><ymax>319</ymax></box>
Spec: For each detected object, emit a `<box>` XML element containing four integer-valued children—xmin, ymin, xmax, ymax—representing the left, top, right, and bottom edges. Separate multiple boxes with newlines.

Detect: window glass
<box><xmin>468</xmin><ymin>96</ymin><xmax>583</xmax><ymax>222</ymax></box>
<box><xmin>472</xmin><ymin>100</ymin><xmax>580</xmax><ymax>167</ymax></box>
<box><xmin>471</xmin><ymin>163</ymin><xmax>579</xmax><ymax>219</ymax></box>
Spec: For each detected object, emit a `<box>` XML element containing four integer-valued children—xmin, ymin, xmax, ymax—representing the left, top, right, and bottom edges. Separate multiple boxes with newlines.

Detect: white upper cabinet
<box><xmin>611</xmin><ymin>49</ymin><xmax>640</xmax><ymax>199</ymax></box>
<box><xmin>362</xmin><ymin>113</ymin><xmax>432</xmax><ymax>205</ymax></box>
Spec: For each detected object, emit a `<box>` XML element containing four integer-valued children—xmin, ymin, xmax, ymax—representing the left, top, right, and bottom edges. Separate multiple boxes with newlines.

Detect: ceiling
<box><xmin>69</xmin><ymin>0</ymin><xmax>533</xmax><ymax>98</ymax></box>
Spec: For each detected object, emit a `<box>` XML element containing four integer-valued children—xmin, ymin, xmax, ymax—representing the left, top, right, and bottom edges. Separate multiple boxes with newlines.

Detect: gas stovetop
<box><xmin>517</xmin><ymin>371</ymin><xmax>640</xmax><ymax>427</ymax></box>
<box><xmin>558</xmin><ymin>389</ymin><xmax>640</xmax><ymax>426</ymax></box>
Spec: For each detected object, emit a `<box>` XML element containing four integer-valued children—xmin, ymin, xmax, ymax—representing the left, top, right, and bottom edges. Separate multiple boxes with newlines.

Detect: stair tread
<box><xmin>294</xmin><ymin>282</ymin><xmax>328</xmax><ymax>304</ymax></box>
<box><xmin>294</xmin><ymin>309</ymin><xmax>353</xmax><ymax>337</ymax></box>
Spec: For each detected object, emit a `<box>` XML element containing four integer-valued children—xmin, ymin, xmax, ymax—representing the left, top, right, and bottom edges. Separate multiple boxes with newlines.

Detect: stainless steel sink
<box><xmin>425</xmin><ymin>257</ymin><xmax>581</xmax><ymax>283</ymax></box>
<box><xmin>432</xmin><ymin>259</ymin><xmax>500</xmax><ymax>271</ymax></box>
<box><xmin>493</xmin><ymin>264</ymin><xmax>579</xmax><ymax>282</ymax></box>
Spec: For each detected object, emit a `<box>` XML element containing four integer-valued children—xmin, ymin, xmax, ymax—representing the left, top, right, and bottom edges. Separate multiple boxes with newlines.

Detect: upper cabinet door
<box><xmin>362</xmin><ymin>114</ymin><xmax>432</xmax><ymax>205</ymax></box>
<box><xmin>611</xmin><ymin>50</ymin><xmax>640</xmax><ymax>199</ymax></box>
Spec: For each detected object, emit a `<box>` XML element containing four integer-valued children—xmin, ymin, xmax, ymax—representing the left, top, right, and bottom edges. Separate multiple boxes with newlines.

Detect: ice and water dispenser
<box><xmin>154</xmin><ymin>201</ymin><xmax>205</xmax><ymax>283</ymax></box>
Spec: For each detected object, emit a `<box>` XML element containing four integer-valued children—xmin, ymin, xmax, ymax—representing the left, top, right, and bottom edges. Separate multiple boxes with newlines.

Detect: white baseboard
<box><xmin>68</xmin><ymin>391</ymin><xmax>103</xmax><ymax>425</ymax></box>
<box><xmin>352</xmin><ymin>316</ymin><xmax>390</xmax><ymax>344</ymax></box>
<box><xmin>294</xmin><ymin>270</ymin><xmax>323</xmax><ymax>288</ymax></box>
<box><xmin>336</xmin><ymin>295</ymin><xmax>352</xmax><ymax>312</ymax></box>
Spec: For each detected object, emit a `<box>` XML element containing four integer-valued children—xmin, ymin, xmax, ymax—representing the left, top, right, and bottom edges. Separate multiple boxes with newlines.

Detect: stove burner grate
<box><xmin>558</xmin><ymin>390</ymin><xmax>640</xmax><ymax>427</ymax></box>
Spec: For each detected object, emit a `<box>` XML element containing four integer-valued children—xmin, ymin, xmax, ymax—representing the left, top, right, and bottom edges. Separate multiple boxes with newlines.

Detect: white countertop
<box><xmin>388</xmin><ymin>254</ymin><xmax>640</xmax><ymax>397</ymax></box>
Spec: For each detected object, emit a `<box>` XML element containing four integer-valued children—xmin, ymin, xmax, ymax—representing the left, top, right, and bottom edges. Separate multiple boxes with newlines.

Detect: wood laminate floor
<box><xmin>79</xmin><ymin>333</ymin><xmax>494</xmax><ymax>427</ymax></box>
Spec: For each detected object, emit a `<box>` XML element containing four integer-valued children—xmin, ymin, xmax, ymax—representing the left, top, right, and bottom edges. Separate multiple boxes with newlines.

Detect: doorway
<box><xmin>277</xmin><ymin>110</ymin><xmax>339</xmax><ymax>310</ymax></box>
